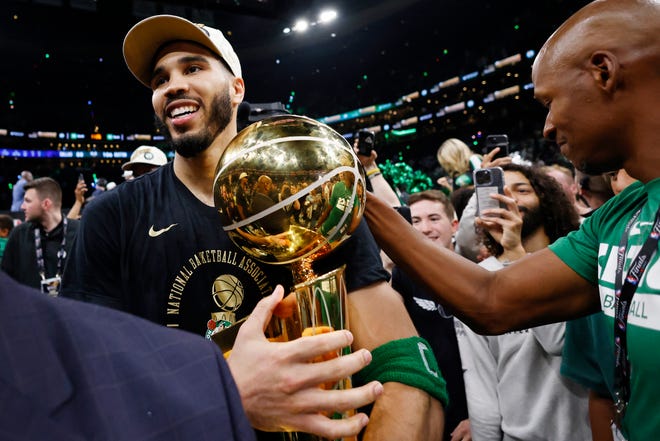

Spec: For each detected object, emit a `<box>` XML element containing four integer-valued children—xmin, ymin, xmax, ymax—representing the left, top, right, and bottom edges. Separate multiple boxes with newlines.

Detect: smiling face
<box><xmin>529</xmin><ymin>0</ymin><xmax>657</xmax><ymax>177</ymax></box>
<box><xmin>410</xmin><ymin>199</ymin><xmax>457</xmax><ymax>250</ymax></box>
<box><xmin>150</xmin><ymin>41</ymin><xmax>244</xmax><ymax>158</ymax></box>
<box><xmin>532</xmin><ymin>54</ymin><xmax>625</xmax><ymax>175</ymax></box>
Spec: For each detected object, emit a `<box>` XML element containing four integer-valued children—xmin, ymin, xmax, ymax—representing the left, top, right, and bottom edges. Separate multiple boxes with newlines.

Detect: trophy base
<box><xmin>212</xmin><ymin>265</ymin><xmax>356</xmax><ymax>441</ymax></box>
<box><xmin>267</xmin><ymin>265</ymin><xmax>355</xmax><ymax>441</ymax></box>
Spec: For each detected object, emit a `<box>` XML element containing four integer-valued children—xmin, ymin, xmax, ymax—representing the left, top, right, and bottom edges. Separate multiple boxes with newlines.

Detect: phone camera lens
<box><xmin>475</xmin><ymin>169</ymin><xmax>491</xmax><ymax>185</ymax></box>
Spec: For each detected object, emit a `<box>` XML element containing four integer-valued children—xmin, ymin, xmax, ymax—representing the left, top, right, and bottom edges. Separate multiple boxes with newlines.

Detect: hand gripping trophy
<box><xmin>212</xmin><ymin>114</ymin><xmax>366</xmax><ymax>441</ymax></box>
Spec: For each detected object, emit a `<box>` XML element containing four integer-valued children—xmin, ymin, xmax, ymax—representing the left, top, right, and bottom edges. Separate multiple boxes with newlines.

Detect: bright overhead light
<box><xmin>283</xmin><ymin>27</ymin><xmax>291</xmax><ymax>34</ymax></box>
<box><xmin>318</xmin><ymin>9</ymin><xmax>337</xmax><ymax>23</ymax></box>
<box><xmin>293</xmin><ymin>19</ymin><xmax>309</xmax><ymax>32</ymax></box>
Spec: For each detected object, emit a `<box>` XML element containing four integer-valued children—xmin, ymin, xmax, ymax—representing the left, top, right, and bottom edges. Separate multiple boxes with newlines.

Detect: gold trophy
<box><xmin>212</xmin><ymin>114</ymin><xmax>366</xmax><ymax>441</ymax></box>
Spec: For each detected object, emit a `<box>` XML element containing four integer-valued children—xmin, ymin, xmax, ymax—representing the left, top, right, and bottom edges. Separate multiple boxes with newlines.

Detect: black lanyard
<box><xmin>34</xmin><ymin>217</ymin><xmax>68</xmax><ymax>280</ymax></box>
<box><xmin>613</xmin><ymin>206</ymin><xmax>660</xmax><ymax>421</ymax></box>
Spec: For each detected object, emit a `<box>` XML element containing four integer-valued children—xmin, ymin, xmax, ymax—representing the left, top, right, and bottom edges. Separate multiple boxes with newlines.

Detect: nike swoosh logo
<box><xmin>148</xmin><ymin>223</ymin><xmax>178</xmax><ymax>237</ymax></box>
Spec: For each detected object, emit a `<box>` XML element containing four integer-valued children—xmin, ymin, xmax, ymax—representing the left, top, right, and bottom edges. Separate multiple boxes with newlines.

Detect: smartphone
<box><xmin>356</xmin><ymin>129</ymin><xmax>376</xmax><ymax>156</ymax></box>
<box><xmin>483</xmin><ymin>134</ymin><xmax>509</xmax><ymax>160</ymax></box>
<box><xmin>474</xmin><ymin>167</ymin><xmax>505</xmax><ymax>217</ymax></box>
<box><xmin>78</xmin><ymin>173</ymin><xmax>85</xmax><ymax>182</ymax></box>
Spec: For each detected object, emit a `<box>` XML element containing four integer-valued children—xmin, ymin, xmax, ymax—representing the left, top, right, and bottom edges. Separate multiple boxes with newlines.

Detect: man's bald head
<box><xmin>535</xmin><ymin>0</ymin><xmax>660</xmax><ymax>69</ymax></box>
<box><xmin>534</xmin><ymin>0</ymin><xmax>660</xmax><ymax>76</ymax></box>
<box><xmin>531</xmin><ymin>0</ymin><xmax>659</xmax><ymax>180</ymax></box>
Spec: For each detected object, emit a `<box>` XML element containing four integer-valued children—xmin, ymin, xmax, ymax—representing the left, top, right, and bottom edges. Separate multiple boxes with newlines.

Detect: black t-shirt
<box><xmin>62</xmin><ymin>162</ymin><xmax>389</xmax><ymax>338</ymax></box>
<box><xmin>2</xmin><ymin>218</ymin><xmax>79</xmax><ymax>289</ymax></box>
<box><xmin>250</xmin><ymin>191</ymin><xmax>290</xmax><ymax>234</ymax></box>
<box><xmin>392</xmin><ymin>266</ymin><xmax>468</xmax><ymax>439</ymax></box>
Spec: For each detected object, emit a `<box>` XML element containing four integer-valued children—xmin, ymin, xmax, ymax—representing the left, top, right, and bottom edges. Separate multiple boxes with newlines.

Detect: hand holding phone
<box><xmin>356</xmin><ymin>130</ymin><xmax>376</xmax><ymax>156</ymax></box>
<box><xmin>474</xmin><ymin>167</ymin><xmax>505</xmax><ymax>217</ymax></box>
<box><xmin>483</xmin><ymin>134</ymin><xmax>509</xmax><ymax>161</ymax></box>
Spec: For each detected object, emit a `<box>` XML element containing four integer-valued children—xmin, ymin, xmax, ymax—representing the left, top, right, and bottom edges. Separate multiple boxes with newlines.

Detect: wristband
<box><xmin>366</xmin><ymin>167</ymin><xmax>381</xmax><ymax>177</ymax></box>
<box><xmin>367</xmin><ymin>172</ymin><xmax>382</xmax><ymax>179</ymax></box>
<box><xmin>354</xmin><ymin>336</ymin><xmax>449</xmax><ymax>408</ymax></box>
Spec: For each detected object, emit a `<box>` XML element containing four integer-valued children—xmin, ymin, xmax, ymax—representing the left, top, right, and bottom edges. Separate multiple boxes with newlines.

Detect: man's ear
<box><xmin>589</xmin><ymin>51</ymin><xmax>619</xmax><ymax>92</ymax></box>
<box><xmin>231</xmin><ymin>77</ymin><xmax>245</xmax><ymax>106</ymax></box>
<box><xmin>451</xmin><ymin>218</ymin><xmax>459</xmax><ymax>233</ymax></box>
<box><xmin>41</xmin><ymin>197</ymin><xmax>52</xmax><ymax>211</ymax></box>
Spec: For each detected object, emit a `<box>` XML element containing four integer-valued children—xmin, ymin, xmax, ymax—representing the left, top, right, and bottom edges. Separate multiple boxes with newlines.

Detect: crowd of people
<box><xmin>1</xmin><ymin>1</ymin><xmax>658</xmax><ymax>440</ymax></box>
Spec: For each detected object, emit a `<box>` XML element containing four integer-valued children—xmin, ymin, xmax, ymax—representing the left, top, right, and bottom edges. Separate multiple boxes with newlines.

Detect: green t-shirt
<box><xmin>561</xmin><ymin>312</ymin><xmax>614</xmax><ymax>397</ymax></box>
<box><xmin>551</xmin><ymin>178</ymin><xmax>660</xmax><ymax>441</ymax></box>
<box><xmin>320</xmin><ymin>181</ymin><xmax>353</xmax><ymax>237</ymax></box>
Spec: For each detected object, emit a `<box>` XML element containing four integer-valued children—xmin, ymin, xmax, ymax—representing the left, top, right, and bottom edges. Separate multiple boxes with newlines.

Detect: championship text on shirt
<box><xmin>167</xmin><ymin>248</ymin><xmax>272</xmax><ymax>324</ymax></box>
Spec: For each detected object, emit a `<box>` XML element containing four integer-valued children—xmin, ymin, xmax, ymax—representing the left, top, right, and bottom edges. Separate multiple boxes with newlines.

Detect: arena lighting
<box><xmin>292</xmin><ymin>19</ymin><xmax>309</xmax><ymax>32</ymax></box>
<box><xmin>401</xmin><ymin>91</ymin><xmax>420</xmax><ymax>102</ymax></box>
<box><xmin>1</xmin><ymin>49</ymin><xmax>535</xmax><ymax>146</ymax></box>
<box><xmin>494</xmin><ymin>53</ymin><xmax>522</xmax><ymax>68</ymax></box>
<box><xmin>318</xmin><ymin>9</ymin><xmax>337</xmax><ymax>23</ymax></box>
<box><xmin>482</xmin><ymin>65</ymin><xmax>496</xmax><ymax>75</ymax></box>
<box><xmin>391</xmin><ymin>128</ymin><xmax>417</xmax><ymax>136</ymax></box>
<box><xmin>439</xmin><ymin>76</ymin><xmax>460</xmax><ymax>89</ymax></box>
<box><xmin>0</xmin><ymin>149</ymin><xmax>131</xmax><ymax>159</ymax></box>
<box><xmin>494</xmin><ymin>85</ymin><xmax>520</xmax><ymax>100</ymax></box>
<box><xmin>400</xmin><ymin>116</ymin><xmax>418</xmax><ymax>126</ymax></box>
<box><xmin>131</xmin><ymin>133</ymin><xmax>152</xmax><ymax>141</ymax></box>
<box><xmin>443</xmin><ymin>102</ymin><xmax>465</xmax><ymax>114</ymax></box>
<box><xmin>284</xmin><ymin>9</ymin><xmax>338</xmax><ymax>33</ymax></box>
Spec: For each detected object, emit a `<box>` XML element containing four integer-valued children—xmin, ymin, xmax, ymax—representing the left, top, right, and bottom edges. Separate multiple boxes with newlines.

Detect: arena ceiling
<box><xmin>1</xmin><ymin>0</ymin><xmax>590</xmax><ymax>133</ymax></box>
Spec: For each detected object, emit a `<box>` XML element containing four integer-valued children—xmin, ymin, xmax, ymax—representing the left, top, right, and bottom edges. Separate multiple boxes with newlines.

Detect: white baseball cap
<box><xmin>123</xmin><ymin>14</ymin><xmax>242</xmax><ymax>88</ymax></box>
<box><xmin>122</xmin><ymin>145</ymin><xmax>168</xmax><ymax>171</ymax></box>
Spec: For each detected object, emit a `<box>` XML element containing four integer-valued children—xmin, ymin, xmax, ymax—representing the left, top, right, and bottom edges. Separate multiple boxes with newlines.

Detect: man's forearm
<box><xmin>348</xmin><ymin>283</ymin><xmax>445</xmax><ymax>440</ymax></box>
<box><xmin>364</xmin><ymin>192</ymin><xmax>600</xmax><ymax>333</ymax></box>
<box><xmin>363</xmin><ymin>382</ymin><xmax>443</xmax><ymax>441</ymax></box>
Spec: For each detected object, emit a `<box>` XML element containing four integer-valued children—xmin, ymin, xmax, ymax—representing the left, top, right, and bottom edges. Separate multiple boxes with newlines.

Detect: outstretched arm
<box><xmin>364</xmin><ymin>192</ymin><xmax>599</xmax><ymax>334</ymax></box>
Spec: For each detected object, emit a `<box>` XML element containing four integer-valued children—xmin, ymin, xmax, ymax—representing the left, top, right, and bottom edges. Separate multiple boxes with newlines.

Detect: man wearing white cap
<box><xmin>235</xmin><ymin>171</ymin><xmax>251</xmax><ymax>219</ymax></box>
<box><xmin>62</xmin><ymin>14</ymin><xmax>444</xmax><ymax>441</ymax></box>
<box><xmin>122</xmin><ymin>145</ymin><xmax>169</xmax><ymax>178</ymax></box>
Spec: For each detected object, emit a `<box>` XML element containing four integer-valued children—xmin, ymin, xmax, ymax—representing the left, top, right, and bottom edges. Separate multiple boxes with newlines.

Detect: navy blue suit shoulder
<box><xmin>0</xmin><ymin>272</ymin><xmax>255</xmax><ymax>441</ymax></box>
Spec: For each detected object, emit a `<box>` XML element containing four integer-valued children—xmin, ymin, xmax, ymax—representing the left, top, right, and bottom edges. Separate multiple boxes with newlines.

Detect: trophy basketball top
<box><xmin>213</xmin><ymin>114</ymin><xmax>366</xmax><ymax>265</ymax></box>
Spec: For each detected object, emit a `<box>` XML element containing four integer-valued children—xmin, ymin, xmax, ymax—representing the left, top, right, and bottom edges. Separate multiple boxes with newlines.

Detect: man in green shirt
<box><xmin>364</xmin><ymin>1</ymin><xmax>660</xmax><ymax>439</ymax></box>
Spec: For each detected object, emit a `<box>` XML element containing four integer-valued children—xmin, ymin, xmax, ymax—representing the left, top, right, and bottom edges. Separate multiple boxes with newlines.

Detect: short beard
<box><xmin>520</xmin><ymin>205</ymin><xmax>544</xmax><ymax>239</ymax></box>
<box><xmin>154</xmin><ymin>89</ymin><xmax>233</xmax><ymax>158</ymax></box>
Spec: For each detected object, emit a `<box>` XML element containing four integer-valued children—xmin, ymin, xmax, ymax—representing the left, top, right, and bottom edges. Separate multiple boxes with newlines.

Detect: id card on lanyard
<box><xmin>35</xmin><ymin>217</ymin><xmax>68</xmax><ymax>297</ymax></box>
<box><xmin>612</xmin><ymin>207</ymin><xmax>660</xmax><ymax>426</ymax></box>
